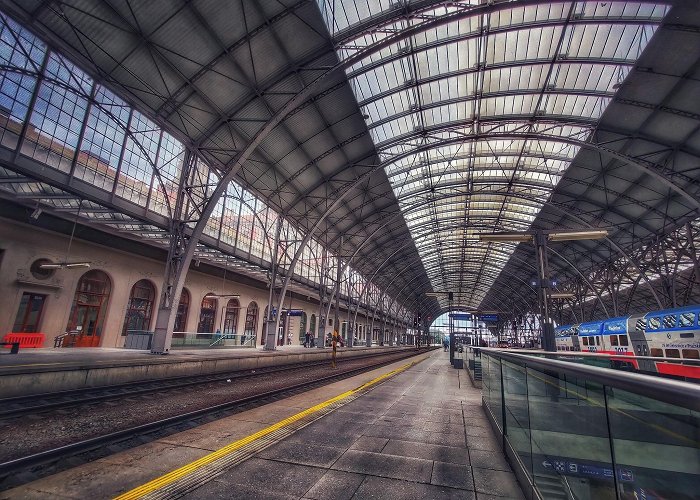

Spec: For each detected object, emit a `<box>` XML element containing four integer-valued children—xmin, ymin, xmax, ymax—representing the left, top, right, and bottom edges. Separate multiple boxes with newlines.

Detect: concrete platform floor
<box><xmin>1</xmin><ymin>349</ymin><xmax>524</xmax><ymax>500</ymax></box>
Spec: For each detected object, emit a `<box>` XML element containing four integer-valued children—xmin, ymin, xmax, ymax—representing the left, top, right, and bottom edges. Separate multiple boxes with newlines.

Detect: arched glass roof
<box><xmin>317</xmin><ymin>0</ymin><xmax>668</xmax><ymax>309</ymax></box>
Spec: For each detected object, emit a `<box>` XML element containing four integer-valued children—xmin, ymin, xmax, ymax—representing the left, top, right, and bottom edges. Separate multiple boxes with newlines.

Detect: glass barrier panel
<box><xmin>483</xmin><ymin>354</ymin><xmax>504</xmax><ymax>432</ymax></box>
<box><xmin>605</xmin><ymin>387</ymin><xmax>700</xmax><ymax>499</ymax></box>
<box><xmin>527</xmin><ymin>367</ymin><xmax>617</xmax><ymax>500</ymax></box>
<box><xmin>502</xmin><ymin>360</ymin><xmax>532</xmax><ymax>476</ymax></box>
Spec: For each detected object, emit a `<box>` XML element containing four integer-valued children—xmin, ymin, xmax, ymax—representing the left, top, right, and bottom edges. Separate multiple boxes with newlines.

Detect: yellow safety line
<box><xmin>114</xmin><ymin>358</ymin><xmax>422</xmax><ymax>500</ymax></box>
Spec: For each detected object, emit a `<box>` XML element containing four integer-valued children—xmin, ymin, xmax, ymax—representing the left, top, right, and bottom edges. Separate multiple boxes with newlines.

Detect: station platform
<box><xmin>0</xmin><ymin>345</ymin><xmax>416</xmax><ymax>398</ymax></box>
<box><xmin>2</xmin><ymin>349</ymin><xmax>523</xmax><ymax>500</ymax></box>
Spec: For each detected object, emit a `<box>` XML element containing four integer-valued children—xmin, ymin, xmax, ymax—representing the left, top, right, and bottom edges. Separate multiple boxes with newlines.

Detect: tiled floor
<box><xmin>183</xmin><ymin>350</ymin><xmax>525</xmax><ymax>499</ymax></box>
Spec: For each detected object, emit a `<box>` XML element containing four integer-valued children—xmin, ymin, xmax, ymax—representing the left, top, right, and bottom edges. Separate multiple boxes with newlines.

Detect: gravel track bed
<box><xmin>0</xmin><ymin>352</ymin><xmax>411</xmax><ymax>463</ymax></box>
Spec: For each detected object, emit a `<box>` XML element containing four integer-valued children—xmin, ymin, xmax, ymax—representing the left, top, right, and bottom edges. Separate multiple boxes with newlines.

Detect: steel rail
<box><xmin>0</xmin><ymin>349</ymin><xmax>411</xmax><ymax>419</ymax></box>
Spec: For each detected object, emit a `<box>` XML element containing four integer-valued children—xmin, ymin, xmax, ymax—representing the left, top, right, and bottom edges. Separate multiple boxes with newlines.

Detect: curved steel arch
<box><xmin>361</xmin><ymin>188</ymin><xmax>664</xmax><ymax>311</ymax></box>
<box><xmin>329</xmin><ymin>0</ymin><xmax>645</xmax><ymax>44</ymax></box>
<box><xmin>148</xmin><ymin>0</ymin><xmax>676</xmax><ymax>350</ymax></box>
<box><xmin>392</xmin><ymin>179</ymin><xmax>661</xmax><ymax>236</ymax></box>
<box><xmin>367</xmin><ymin>89</ymin><xmax>614</xmax><ymax>133</ymax></box>
<box><xmin>375</xmin><ymin>128</ymin><xmax>700</xmax><ymax>210</ymax></box>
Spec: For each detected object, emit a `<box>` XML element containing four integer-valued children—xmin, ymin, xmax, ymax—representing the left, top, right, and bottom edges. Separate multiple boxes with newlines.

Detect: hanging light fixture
<box><xmin>40</xmin><ymin>199</ymin><xmax>91</xmax><ymax>269</ymax></box>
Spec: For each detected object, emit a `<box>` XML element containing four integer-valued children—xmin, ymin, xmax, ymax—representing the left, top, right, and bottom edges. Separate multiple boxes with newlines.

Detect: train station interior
<box><xmin>0</xmin><ymin>1</ymin><xmax>699</xmax><ymax>499</ymax></box>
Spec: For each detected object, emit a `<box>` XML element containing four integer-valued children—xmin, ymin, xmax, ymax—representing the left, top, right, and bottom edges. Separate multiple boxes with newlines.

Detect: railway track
<box><xmin>0</xmin><ymin>349</ymin><xmax>412</xmax><ymax>419</ymax></box>
<box><xmin>0</xmin><ymin>348</ymin><xmax>434</xmax><ymax>490</ymax></box>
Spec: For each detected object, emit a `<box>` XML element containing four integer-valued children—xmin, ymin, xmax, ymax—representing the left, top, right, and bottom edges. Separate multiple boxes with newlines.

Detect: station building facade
<box><xmin>0</xmin><ymin>217</ymin><xmax>384</xmax><ymax>349</ymax></box>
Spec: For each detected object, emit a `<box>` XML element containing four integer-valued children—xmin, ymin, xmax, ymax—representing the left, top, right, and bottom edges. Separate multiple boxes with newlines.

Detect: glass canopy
<box><xmin>317</xmin><ymin>0</ymin><xmax>668</xmax><ymax>310</ymax></box>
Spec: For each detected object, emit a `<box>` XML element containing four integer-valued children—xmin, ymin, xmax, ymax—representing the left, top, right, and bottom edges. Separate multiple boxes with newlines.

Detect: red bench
<box><xmin>3</xmin><ymin>332</ymin><xmax>46</xmax><ymax>348</ymax></box>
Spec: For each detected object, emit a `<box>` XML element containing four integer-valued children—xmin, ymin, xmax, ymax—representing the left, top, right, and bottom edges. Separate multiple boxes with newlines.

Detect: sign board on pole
<box><xmin>449</xmin><ymin>313</ymin><xmax>472</xmax><ymax>321</ymax></box>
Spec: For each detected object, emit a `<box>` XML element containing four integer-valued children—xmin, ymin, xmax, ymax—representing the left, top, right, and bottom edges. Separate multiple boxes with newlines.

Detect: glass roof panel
<box><xmin>318</xmin><ymin>0</ymin><xmax>668</xmax><ymax>308</ymax></box>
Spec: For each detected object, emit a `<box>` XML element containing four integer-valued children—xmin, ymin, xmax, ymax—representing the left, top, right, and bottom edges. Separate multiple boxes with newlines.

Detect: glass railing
<box><xmin>464</xmin><ymin>347</ymin><xmax>482</xmax><ymax>387</ymax></box>
<box><xmin>524</xmin><ymin>351</ymin><xmax>700</xmax><ymax>384</ymax></box>
<box><xmin>480</xmin><ymin>348</ymin><xmax>700</xmax><ymax>500</ymax></box>
<box><xmin>171</xmin><ymin>332</ymin><xmax>256</xmax><ymax>348</ymax></box>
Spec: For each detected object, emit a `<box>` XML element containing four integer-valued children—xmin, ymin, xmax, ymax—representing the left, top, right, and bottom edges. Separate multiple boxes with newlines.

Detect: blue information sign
<box><xmin>286</xmin><ymin>309</ymin><xmax>304</xmax><ymax>317</ymax></box>
<box><xmin>480</xmin><ymin>314</ymin><xmax>499</xmax><ymax>322</ymax></box>
<box><xmin>449</xmin><ymin>313</ymin><xmax>472</xmax><ymax>320</ymax></box>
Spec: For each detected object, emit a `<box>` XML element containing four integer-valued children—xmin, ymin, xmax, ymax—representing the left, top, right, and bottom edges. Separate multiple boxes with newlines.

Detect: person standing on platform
<box><xmin>287</xmin><ymin>332</ymin><xmax>292</xmax><ymax>345</ymax></box>
<box><xmin>305</xmin><ymin>331</ymin><xmax>311</xmax><ymax>348</ymax></box>
<box><xmin>443</xmin><ymin>337</ymin><xmax>449</xmax><ymax>351</ymax></box>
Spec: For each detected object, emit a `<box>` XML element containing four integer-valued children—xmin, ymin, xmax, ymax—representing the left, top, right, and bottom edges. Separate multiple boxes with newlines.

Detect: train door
<box><xmin>571</xmin><ymin>333</ymin><xmax>581</xmax><ymax>351</ymax></box>
<box><xmin>627</xmin><ymin>314</ymin><xmax>655</xmax><ymax>373</ymax></box>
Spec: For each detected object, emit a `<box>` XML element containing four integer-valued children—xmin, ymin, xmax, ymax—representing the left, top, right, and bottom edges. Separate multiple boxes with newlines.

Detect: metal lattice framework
<box><xmin>0</xmin><ymin>0</ymin><xmax>698</xmax><ymax>341</ymax></box>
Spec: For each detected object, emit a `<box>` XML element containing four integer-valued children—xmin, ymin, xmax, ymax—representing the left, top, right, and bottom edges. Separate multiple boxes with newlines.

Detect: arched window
<box><xmin>298</xmin><ymin>312</ymin><xmax>307</xmax><ymax>341</ymax></box>
<box><xmin>122</xmin><ymin>279</ymin><xmax>155</xmax><ymax>336</ymax></box>
<box><xmin>244</xmin><ymin>301</ymin><xmax>258</xmax><ymax>344</ymax></box>
<box><xmin>224</xmin><ymin>298</ymin><xmax>240</xmax><ymax>335</ymax></box>
<box><xmin>198</xmin><ymin>294</ymin><xmax>218</xmax><ymax>333</ymax></box>
<box><xmin>174</xmin><ymin>288</ymin><xmax>190</xmax><ymax>332</ymax></box>
<box><xmin>310</xmin><ymin>314</ymin><xmax>316</xmax><ymax>335</ymax></box>
<box><xmin>67</xmin><ymin>270</ymin><xmax>112</xmax><ymax>347</ymax></box>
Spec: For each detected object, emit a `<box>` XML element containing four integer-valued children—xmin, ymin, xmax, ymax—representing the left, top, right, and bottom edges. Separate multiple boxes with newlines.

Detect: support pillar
<box><xmin>264</xmin><ymin>220</ymin><xmax>283</xmax><ymax>351</ymax></box>
<box><xmin>535</xmin><ymin>231</ymin><xmax>556</xmax><ymax>352</ymax></box>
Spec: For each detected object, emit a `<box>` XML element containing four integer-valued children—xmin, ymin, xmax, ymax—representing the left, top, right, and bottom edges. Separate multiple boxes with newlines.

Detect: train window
<box><xmin>665</xmin><ymin>349</ymin><xmax>680</xmax><ymax>359</ymax></box>
<box><xmin>648</xmin><ymin>317</ymin><xmax>661</xmax><ymax>330</ymax></box>
<box><xmin>663</xmin><ymin>315</ymin><xmax>677</xmax><ymax>329</ymax></box>
<box><xmin>618</xmin><ymin>335</ymin><xmax>629</xmax><ymax>346</ymax></box>
<box><xmin>582</xmin><ymin>337</ymin><xmax>588</xmax><ymax>346</ymax></box>
<box><xmin>596</xmin><ymin>336</ymin><xmax>601</xmax><ymax>346</ymax></box>
<box><xmin>650</xmin><ymin>348</ymin><xmax>663</xmax><ymax>357</ymax></box>
<box><xmin>609</xmin><ymin>335</ymin><xmax>618</xmax><ymax>346</ymax></box>
<box><xmin>682</xmin><ymin>349</ymin><xmax>699</xmax><ymax>359</ymax></box>
<box><xmin>679</xmin><ymin>312</ymin><xmax>695</xmax><ymax>328</ymax></box>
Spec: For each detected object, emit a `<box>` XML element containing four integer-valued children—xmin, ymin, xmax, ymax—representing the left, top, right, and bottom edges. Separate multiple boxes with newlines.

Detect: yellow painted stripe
<box><xmin>114</xmin><ymin>358</ymin><xmax>422</xmax><ymax>500</ymax></box>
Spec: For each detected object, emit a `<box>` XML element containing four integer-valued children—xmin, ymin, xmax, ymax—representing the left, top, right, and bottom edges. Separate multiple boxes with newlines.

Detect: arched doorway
<box><xmin>223</xmin><ymin>298</ymin><xmax>240</xmax><ymax>338</ymax></box>
<box><xmin>122</xmin><ymin>279</ymin><xmax>155</xmax><ymax>336</ymax></box>
<box><xmin>198</xmin><ymin>294</ymin><xmax>218</xmax><ymax>333</ymax></box>
<box><xmin>244</xmin><ymin>301</ymin><xmax>258</xmax><ymax>346</ymax></box>
<box><xmin>298</xmin><ymin>312</ymin><xmax>307</xmax><ymax>343</ymax></box>
<box><xmin>174</xmin><ymin>288</ymin><xmax>190</xmax><ymax>332</ymax></box>
<box><xmin>66</xmin><ymin>270</ymin><xmax>111</xmax><ymax>347</ymax></box>
<box><xmin>278</xmin><ymin>310</ymin><xmax>288</xmax><ymax>346</ymax></box>
<box><xmin>261</xmin><ymin>305</ymin><xmax>268</xmax><ymax>345</ymax></box>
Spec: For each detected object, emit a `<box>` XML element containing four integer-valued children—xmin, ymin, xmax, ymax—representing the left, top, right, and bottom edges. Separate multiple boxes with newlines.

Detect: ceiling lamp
<box><xmin>478</xmin><ymin>233</ymin><xmax>534</xmax><ymax>243</ymax></box>
<box><xmin>39</xmin><ymin>262</ymin><xmax>91</xmax><ymax>269</ymax></box>
<box><xmin>548</xmin><ymin>230</ymin><xmax>608</xmax><ymax>242</ymax></box>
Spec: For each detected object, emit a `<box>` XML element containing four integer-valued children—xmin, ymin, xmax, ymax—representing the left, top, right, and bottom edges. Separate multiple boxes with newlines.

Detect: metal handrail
<box><xmin>480</xmin><ymin>348</ymin><xmax>700</xmax><ymax>411</ymax></box>
<box><xmin>510</xmin><ymin>348</ymin><xmax>700</xmax><ymax>366</ymax></box>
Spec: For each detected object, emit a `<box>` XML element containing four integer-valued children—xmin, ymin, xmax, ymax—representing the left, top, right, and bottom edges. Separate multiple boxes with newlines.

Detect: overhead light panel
<box><xmin>478</xmin><ymin>233</ymin><xmax>533</xmax><ymax>243</ymax></box>
<box><xmin>550</xmin><ymin>292</ymin><xmax>575</xmax><ymax>299</ymax></box>
<box><xmin>548</xmin><ymin>230</ymin><xmax>608</xmax><ymax>242</ymax></box>
<box><xmin>40</xmin><ymin>262</ymin><xmax>91</xmax><ymax>269</ymax></box>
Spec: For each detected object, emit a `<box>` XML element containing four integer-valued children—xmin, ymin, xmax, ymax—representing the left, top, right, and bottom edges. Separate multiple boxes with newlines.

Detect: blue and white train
<box><xmin>554</xmin><ymin>304</ymin><xmax>700</xmax><ymax>379</ymax></box>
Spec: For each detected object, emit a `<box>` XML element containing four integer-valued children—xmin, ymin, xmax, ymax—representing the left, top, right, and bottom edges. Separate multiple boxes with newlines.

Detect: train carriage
<box><xmin>554</xmin><ymin>305</ymin><xmax>700</xmax><ymax>380</ymax></box>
